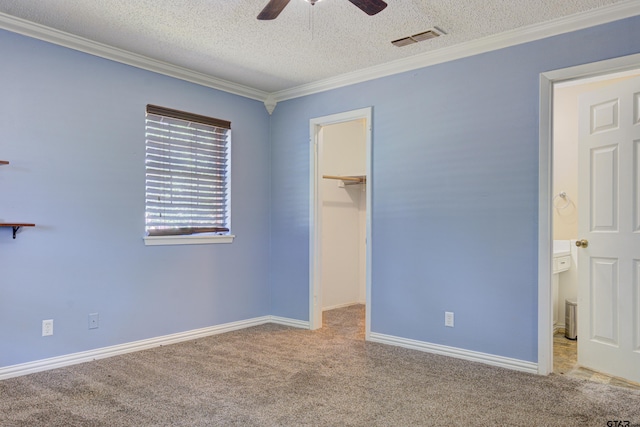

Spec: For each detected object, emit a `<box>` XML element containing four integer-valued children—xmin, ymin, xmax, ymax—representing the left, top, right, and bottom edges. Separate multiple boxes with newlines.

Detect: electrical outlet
<box><xmin>42</xmin><ymin>319</ymin><xmax>53</xmax><ymax>336</ymax></box>
<box><xmin>445</xmin><ymin>311</ymin><xmax>454</xmax><ymax>328</ymax></box>
<box><xmin>89</xmin><ymin>313</ymin><xmax>99</xmax><ymax>329</ymax></box>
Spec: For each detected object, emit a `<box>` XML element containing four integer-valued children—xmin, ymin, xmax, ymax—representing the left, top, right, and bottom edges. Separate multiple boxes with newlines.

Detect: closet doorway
<box><xmin>309</xmin><ymin>107</ymin><xmax>372</xmax><ymax>337</ymax></box>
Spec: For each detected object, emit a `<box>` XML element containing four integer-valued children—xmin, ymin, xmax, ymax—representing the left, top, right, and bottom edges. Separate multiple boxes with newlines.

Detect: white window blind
<box><xmin>145</xmin><ymin>104</ymin><xmax>231</xmax><ymax>237</ymax></box>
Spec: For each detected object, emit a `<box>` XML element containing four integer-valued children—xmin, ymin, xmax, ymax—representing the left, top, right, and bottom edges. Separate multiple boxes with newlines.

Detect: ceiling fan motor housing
<box><xmin>258</xmin><ymin>0</ymin><xmax>387</xmax><ymax>20</ymax></box>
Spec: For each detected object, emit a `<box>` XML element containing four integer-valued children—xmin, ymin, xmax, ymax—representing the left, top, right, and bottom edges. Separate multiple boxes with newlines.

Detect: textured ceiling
<box><xmin>0</xmin><ymin>0</ymin><xmax>632</xmax><ymax>93</ymax></box>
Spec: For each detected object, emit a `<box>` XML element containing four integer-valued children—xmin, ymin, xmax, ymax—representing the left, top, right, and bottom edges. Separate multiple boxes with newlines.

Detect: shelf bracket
<box><xmin>1</xmin><ymin>223</ymin><xmax>35</xmax><ymax>239</ymax></box>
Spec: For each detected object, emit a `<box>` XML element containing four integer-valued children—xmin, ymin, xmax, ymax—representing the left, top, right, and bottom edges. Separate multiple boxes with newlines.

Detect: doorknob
<box><xmin>576</xmin><ymin>239</ymin><xmax>589</xmax><ymax>248</ymax></box>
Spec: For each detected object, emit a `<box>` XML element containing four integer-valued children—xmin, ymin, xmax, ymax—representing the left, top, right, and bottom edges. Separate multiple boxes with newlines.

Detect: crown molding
<box><xmin>0</xmin><ymin>12</ymin><xmax>269</xmax><ymax>103</ymax></box>
<box><xmin>271</xmin><ymin>0</ymin><xmax>640</xmax><ymax>102</ymax></box>
<box><xmin>1</xmin><ymin>1</ymin><xmax>639</xmax><ymax>107</ymax></box>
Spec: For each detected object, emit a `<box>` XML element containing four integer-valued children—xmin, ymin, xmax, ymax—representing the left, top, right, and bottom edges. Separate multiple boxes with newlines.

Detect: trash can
<box><xmin>565</xmin><ymin>299</ymin><xmax>577</xmax><ymax>340</ymax></box>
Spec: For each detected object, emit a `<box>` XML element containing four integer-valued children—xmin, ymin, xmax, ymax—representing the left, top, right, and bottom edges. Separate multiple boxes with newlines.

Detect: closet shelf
<box><xmin>322</xmin><ymin>175</ymin><xmax>366</xmax><ymax>185</ymax></box>
<box><xmin>0</xmin><ymin>223</ymin><xmax>35</xmax><ymax>239</ymax></box>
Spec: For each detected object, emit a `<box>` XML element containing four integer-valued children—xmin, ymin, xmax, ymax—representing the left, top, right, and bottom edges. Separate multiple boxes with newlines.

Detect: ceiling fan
<box><xmin>257</xmin><ymin>0</ymin><xmax>387</xmax><ymax>20</ymax></box>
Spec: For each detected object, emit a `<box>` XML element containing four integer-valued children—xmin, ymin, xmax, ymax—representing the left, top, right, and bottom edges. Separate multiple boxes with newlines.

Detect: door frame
<box><xmin>309</xmin><ymin>107</ymin><xmax>373</xmax><ymax>337</ymax></box>
<box><xmin>537</xmin><ymin>53</ymin><xmax>640</xmax><ymax>375</ymax></box>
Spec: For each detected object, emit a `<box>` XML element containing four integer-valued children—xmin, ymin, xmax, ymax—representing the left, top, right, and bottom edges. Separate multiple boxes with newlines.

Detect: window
<box><xmin>143</xmin><ymin>104</ymin><xmax>233</xmax><ymax>245</ymax></box>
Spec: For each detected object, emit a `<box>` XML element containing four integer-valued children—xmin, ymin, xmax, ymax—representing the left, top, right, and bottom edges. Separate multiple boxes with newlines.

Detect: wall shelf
<box><xmin>0</xmin><ymin>223</ymin><xmax>36</xmax><ymax>239</ymax></box>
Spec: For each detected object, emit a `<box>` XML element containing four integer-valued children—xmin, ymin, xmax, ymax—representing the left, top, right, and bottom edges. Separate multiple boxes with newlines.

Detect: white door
<box><xmin>577</xmin><ymin>76</ymin><xmax>640</xmax><ymax>383</ymax></box>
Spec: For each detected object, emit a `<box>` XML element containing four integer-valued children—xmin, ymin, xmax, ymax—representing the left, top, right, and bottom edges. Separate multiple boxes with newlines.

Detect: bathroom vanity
<box><xmin>552</xmin><ymin>240</ymin><xmax>572</xmax><ymax>332</ymax></box>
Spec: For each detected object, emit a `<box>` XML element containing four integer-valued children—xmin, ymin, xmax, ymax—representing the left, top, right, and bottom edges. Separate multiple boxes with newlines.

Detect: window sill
<box><xmin>143</xmin><ymin>234</ymin><xmax>235</xmax><ymax>246</ymax></box>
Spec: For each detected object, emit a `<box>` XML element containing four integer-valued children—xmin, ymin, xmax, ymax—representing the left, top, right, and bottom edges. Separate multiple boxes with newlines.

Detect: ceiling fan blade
<box><xmin>257</xmin><ymin>0</ymin><xmax>291</xmax><ymax>20</ymax></box>
<box><xmin>347</xmin><ymin>0</ymin><xmax>387</xmax><ymax>16</ymax></box>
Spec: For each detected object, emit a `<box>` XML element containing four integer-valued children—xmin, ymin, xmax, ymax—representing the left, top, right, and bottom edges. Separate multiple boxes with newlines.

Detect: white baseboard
<box><xmin>368</xmin><ymin>332</ymin><xmax>538</xmax><ymax>375</ymax></box>
<box><xmin>3</xmin><ymin>318</ymin><xmax>538</xmax><ymax>380</ymax></box>
<box><xmin>269</xmin><ymin>316</ymin><xmax>310</xmax><ymax>329</ymax></box>
<box><xmin>0</xmin><ymin>315</ymin><xmax>307</xmax><ymax>380</ymax></box>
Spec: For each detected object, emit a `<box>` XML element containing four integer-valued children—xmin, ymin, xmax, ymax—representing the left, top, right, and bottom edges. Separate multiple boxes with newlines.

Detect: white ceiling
<box><xmin>0</xmin><ymin>0</ymin><xmax>635</xmax><ymax>95</ymax></box>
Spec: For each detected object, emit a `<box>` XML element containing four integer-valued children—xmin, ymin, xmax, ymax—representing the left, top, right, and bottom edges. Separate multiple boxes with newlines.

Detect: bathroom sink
<box><xmin>553</xmin><ymin>240</ymin><xmax>571</xmax><ymax>273</ymax></box>
<box><xmin>553</xmin><ymin>239</ymin><xmax>571</xmax><ymax>258</ymax></box>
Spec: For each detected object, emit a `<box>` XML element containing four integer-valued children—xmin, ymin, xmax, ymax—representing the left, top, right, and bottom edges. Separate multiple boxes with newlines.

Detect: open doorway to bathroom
<box><xmin>551</xmin><ymin>69</ymin><xmax>640</xmax><ymax>389</ymax></box>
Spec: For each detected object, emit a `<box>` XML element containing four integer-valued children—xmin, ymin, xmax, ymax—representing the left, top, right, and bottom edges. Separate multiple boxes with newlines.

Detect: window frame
<box><xmin>143</xmin><ymin>104</ymin><xmax>234</xmax><ymax>246</ymax></box>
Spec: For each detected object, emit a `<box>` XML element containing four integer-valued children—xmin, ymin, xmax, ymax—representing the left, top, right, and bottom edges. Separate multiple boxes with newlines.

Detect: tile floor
<box><xmin>553</xmin><ymin>333</ymin><xmax>640</xmax><ymax>390</ymax></box>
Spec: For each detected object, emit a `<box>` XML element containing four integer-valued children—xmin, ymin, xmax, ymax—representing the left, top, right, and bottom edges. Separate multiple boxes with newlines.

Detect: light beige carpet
<box><xmin>1</xmin><ymin>305</ymin><xmax>639</xmax><ymax>426</ymax></box>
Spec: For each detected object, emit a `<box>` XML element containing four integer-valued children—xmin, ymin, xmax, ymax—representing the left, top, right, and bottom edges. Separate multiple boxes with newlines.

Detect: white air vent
<box><xmin>392</xmin><ymin>27</ymin><xmax>444</xmax><ymax>47</ymax></box>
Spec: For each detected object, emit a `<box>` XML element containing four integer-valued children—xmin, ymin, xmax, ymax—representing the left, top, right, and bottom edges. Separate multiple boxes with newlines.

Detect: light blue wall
<box><xmin>3</xmin><ymin>13</ymin><xmax>640</xmax><ymax>369</ymax></box>
<box><xmin>270</xmin><ymin>16</ymin><xmax>640</xmax><ymax>362</ymax></box>
<box><xmin>0</xmin><ymin>30</ymin><xmax>271</xmax><ymax>367</ymax></box>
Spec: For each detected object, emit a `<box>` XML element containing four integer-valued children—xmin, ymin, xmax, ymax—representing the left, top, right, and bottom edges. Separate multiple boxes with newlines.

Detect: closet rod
<box><xmin>322</xmin><ymin>175</ymin><xmax>365</xmax><ymax>183</ymax></box>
